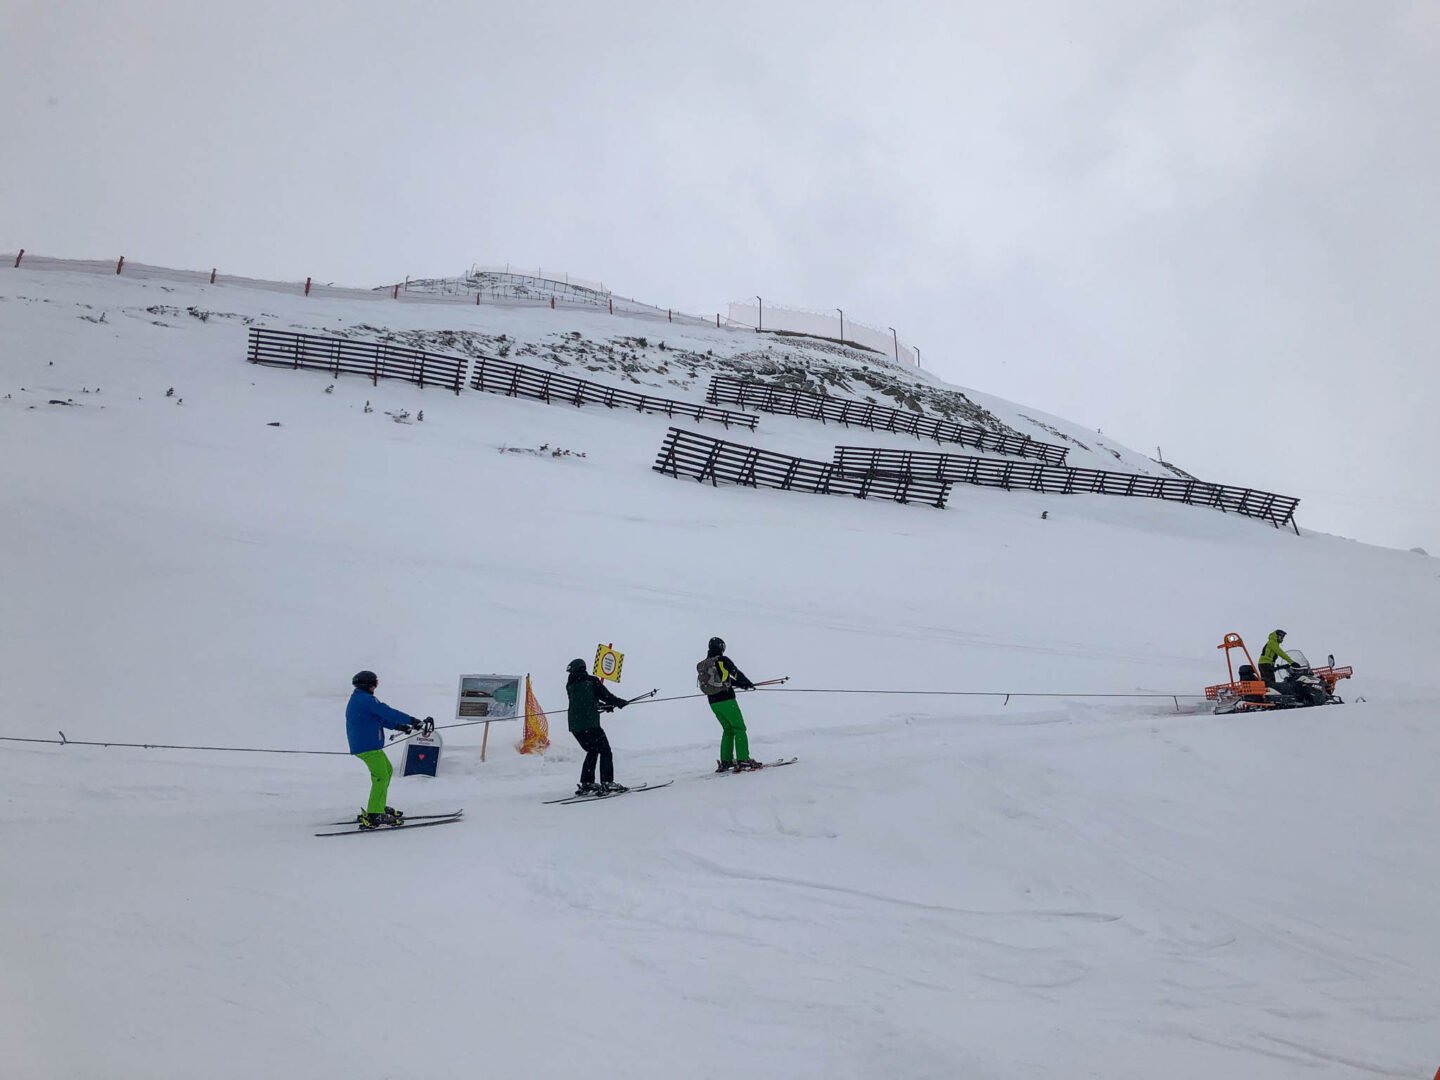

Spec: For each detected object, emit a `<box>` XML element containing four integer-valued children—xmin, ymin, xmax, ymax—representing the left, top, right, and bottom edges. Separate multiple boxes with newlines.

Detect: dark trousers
<box><xmin>573</xmin><ymin>727</ymin><xmax>613</xmax><ymax>785</ymax></box>
<box><xmin>1259</xmin><ymin>662</ymin><xmax>1276</xmax><ymax>689</ymax></box>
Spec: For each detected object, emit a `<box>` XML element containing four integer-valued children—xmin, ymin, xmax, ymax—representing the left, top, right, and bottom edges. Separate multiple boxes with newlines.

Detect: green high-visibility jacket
<box><xmin>1259</xmin><ymin>632</ymin><xmax>1293</xmax><ymax>666</ymax></box>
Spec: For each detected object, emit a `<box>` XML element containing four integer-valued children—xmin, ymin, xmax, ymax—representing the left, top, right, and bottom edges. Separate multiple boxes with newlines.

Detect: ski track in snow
<box><xmin>675</xmin><ymin>851</ymin><xmax>1122</xmax><ymax>923</ymax></box>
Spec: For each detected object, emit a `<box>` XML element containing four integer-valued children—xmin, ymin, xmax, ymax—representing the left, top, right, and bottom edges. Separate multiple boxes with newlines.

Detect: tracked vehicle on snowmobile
<box><xmin>1204</xmin><ymin>632</ymin><xmax>1352</xmax><ymax>714</ymax></box>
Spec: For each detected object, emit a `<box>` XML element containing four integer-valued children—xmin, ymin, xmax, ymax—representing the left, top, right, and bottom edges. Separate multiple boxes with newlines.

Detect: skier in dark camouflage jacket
<box><xmin>565</xmin><ymin>658</ymin><xmax>629</xmax><ymax>796</ymax></box>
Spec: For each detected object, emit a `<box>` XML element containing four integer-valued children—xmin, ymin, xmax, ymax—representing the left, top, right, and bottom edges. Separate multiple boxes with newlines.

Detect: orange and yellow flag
<box><xmin>518</xmin><ymin>674</ymin><xmax>550</xmax><ymax>754</ymax></box>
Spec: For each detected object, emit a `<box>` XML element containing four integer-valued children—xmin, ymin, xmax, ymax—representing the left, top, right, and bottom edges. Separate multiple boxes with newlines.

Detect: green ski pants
<box><xmin>355</xmin><ymin>749</ymin><xmax>393</xmax><ymax>814</ymax></box>
<box><xmin>709</xmin><ymin>698</ymin><xmax>749</xmax><ymax>762</ymax></box>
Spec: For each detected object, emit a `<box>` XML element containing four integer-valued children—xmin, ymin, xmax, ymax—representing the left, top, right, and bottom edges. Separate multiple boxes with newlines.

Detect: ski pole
<box><xmin>399</xmin><ymin>684</ymin><xmax>760</xmax><ymax>743</ymax></box>
<box><xmin>408</xmin><ymin>689</ymin><xmax>684</xmax><ymax>741</ymax></box>
<box><xmin>620</xmin><ymin>690</ymin><xmax>710</xmax><ymax>708</ymax></box>
<box><xmin>748</xmin><ymin>676</ymin><xmax>790</xmax><ymax>688</ymax></box>
<box><xmin>600</xmin><ymin>688</ymin><xmax>659</xmax><ymax>714</ymax></box>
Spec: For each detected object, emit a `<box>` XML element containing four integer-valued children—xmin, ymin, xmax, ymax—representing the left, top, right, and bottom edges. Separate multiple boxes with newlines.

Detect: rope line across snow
<box><xmin>0</xmin><ymin>686</ymin><xmax>1204</xmax><ymax>756</ymax></box>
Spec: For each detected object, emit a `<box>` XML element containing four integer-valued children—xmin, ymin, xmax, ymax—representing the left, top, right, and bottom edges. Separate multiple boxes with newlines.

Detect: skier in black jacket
<box><xmin>697</xmin><ymin>636</ymin><xmax>758</xmax><ymax>771</ymax></box>
<box><xmin>565</xmin><ymin>658</ymin><xmax>629</xmax><ymax>795</ymax></box>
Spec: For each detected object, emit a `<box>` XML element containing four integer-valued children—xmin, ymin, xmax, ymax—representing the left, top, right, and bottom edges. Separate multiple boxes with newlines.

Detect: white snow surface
<box><xmin>2</xmin><ymin>268</ymin><xmax>1437</xmax><ymax>1079</ymax></box>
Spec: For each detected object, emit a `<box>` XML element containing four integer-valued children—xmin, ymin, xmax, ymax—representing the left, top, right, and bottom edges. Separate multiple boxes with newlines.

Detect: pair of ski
<box><xmin>547</xmin><ymin>757</ymin><xmax>798</xmax><ymax>805</ymax></box>
<box><xmin>315</xmin><ymin>757</ymin><xmax>799</xmax><ymax>830</ymax></box>
<box><xmin>705</xmin><ymin>757</ymin><xmax>798</xmax><ymax>779</ymax></box>
<box><xmin>543</xmin><ymin>781</ymin><xmax>674</xmax><ymax>805</ymax></box>
<box><xmin>315</xmin><ymin>810</ymin><xmax>463</xmax><ymax>837</ymax></box>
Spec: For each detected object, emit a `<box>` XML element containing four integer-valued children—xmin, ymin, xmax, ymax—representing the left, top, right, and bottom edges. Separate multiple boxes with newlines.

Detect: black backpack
<box><xmin>696</xmin><ymin>656</ymin><xmax>727</xmax><ymax>694</ymax></box>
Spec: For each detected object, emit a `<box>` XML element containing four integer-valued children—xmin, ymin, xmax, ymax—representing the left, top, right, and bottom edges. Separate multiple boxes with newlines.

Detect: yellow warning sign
<box><xmin>593</xmin><ymin>643</ymin><xmax>624</xmax><ymax>682</ymax></box>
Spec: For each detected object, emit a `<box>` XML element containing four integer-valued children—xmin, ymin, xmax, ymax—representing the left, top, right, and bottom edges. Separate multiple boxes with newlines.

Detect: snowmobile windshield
<box><xmin>1286</xmin><ymin>650</ymin><xmax>1310</xmax><ymax>669</ymax></box>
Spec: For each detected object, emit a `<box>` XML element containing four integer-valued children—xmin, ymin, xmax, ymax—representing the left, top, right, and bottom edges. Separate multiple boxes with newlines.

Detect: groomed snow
<box><xmin>2</xmin><ymin>267</ymin><xmax>1436</xmax><ymax>1078</ymax></box>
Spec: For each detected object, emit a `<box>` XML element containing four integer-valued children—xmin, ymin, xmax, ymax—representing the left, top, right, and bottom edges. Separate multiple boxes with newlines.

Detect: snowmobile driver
<box><xmin>1258</xmin><ymin>629</ymin><xmax>1295</xmax><ymax>689</ymax></box>
<box><xmin>565</xmin><ymin>658</ymin><xmax>630</xmax><ymax>796</ymax></box>
<box><xmin>345</xmin><ymin>670</ymin><xmax>430</xmax><ymax>829</ymax></box>
<box><xmin>698</xmin><ymin>637</ymin><xmax>759</xmax><ymax>772</ymax></box>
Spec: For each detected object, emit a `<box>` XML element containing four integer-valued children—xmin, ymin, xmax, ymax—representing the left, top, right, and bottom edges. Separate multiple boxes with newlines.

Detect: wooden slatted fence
<box><xmin>653</xmin><ymin>427</ymin><xmax>951</xmax><ymax>508</ymax></box>
<box><xmin>470</xmin><ymin>358</ymin><xmax>757</xmax><ymax>429</ymax></box>
<box><xmin>706</xmin><ymin>374</ymin><xmax>1068</xmax><ymax>465</ymax></box>
<box><xmin>832</xmin><ymin>445</ymin><xmax>1300</xmax><ymax>530</ymax></box>
<box><xmin>248</xmin><ymin>327</ymin><xmax>467</xmax><ymax>393</ymax></box>
<box><xmin>246</xmin><ymin>328</ymin><xmax>758</xmax><ymax>428</ymax></box>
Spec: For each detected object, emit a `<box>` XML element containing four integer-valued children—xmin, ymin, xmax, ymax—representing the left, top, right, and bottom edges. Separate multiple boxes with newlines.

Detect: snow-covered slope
<box><xmin>2</xmin><ymin>267</ymin><xmax>1437</xmax><ymax>1079</ymax></box>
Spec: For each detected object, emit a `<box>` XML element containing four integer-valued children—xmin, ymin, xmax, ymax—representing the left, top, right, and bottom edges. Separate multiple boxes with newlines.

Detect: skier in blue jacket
<box><xmin>346</xmin><ymin>670</ymin><xmax>430</xmax><ymax>829</ymax></box>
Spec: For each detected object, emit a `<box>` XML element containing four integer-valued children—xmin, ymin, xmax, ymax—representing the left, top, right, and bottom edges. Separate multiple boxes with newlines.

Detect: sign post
<box><xmin>456</xmin><ymin>674</ymin><xmax>522</xmax><ymax>762</ymax></box>
<box><xmin>593</xmin><ymin>643</ymin><xmax>624</xmax><ymax>683</ymax></box>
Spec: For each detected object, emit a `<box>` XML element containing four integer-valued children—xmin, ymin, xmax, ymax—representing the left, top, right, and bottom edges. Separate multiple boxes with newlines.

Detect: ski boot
<box><xmin>575</xmin><ymin>781</ymin><xmax>602</xmax><ymax>797</ymax></box>
<box><xmin>357</xmin><ymin>808</ymin><xmax>404</xmax><ymax>829</ymax></box>
<box><xmin>715</xmin><ymin>760</ymin><xmax>735</xmax><ymax>773</ymax></box>
<box><xmin>733</xmin><ymin>759</ymin><xmax>762</xmax><ymax>772</ymax></box>
<box><xmin>599</xmin><ymin>781</ymin><xmax>629</xmax><ymax>794</ymax></box>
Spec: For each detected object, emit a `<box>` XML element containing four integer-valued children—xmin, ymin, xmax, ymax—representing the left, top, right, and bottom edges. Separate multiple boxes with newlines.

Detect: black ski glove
<box><xmin>616</xmin><ymin>699</ymin><xmax>628</xmax><ymax>709</ymax></box>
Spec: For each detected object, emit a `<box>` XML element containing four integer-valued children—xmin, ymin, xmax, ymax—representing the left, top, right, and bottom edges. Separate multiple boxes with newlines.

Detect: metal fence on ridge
<box><xmin>726</xmin><ymin>300</ymin><xmax>919</xmax><ymax>367</ymax></box>
<box><xmin>7</xmin><ymin>251</ymin><xmax>720</xmax><ymax>327</ymax></box>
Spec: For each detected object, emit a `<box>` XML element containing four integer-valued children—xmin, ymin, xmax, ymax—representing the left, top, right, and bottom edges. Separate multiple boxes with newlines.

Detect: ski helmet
<box><xmin>708</xmin><ymin>637</ymin><xmax>726</xmax><ymax>655</ymax></box>
<box><xmin>1274</xmin><ymin>629</ymin><xmax>1287</xmax><ymax>640</ymax></box>
<box><xmin>352</xmin><ymin>670</ymin><xmax>378</xmax><ymax>690</ymax></box>
<box><xmin>567</xmin><ymin>658</ymin><xmax>587</xmax><ymax>675</ymax></box>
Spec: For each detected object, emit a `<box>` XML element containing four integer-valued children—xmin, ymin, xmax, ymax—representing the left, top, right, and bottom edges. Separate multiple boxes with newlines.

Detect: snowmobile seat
<box><xmin>1237</xmin><ymin>664</ymin><xmax>1258</xmax><ymax>682</ymax></box>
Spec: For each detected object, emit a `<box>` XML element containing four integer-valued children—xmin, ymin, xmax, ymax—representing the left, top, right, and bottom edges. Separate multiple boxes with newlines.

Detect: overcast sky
<box><xmin>4</xmin><ymin>0</ymin><xmax>1437</xmax><ymax>551</ymax></box>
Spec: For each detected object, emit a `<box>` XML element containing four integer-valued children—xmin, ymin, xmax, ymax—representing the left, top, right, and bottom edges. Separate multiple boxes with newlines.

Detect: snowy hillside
<box><xmin>2</xmin><ymin>264</ymin><xmax>1438</xmax><ymax>1079</ymax></box>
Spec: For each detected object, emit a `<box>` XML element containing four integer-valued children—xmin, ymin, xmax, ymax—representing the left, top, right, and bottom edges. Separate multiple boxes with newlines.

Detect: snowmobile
<box><xmin>1204</xmin><ymin>632</ymin><xmax>1352</xmax><ymax>714</ymax></box>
